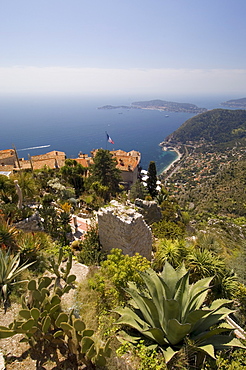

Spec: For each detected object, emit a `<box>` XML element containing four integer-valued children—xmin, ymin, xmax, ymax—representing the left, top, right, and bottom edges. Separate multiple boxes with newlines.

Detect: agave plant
<box><xmin>0</xmin><ymin>220</ymin><xmax>19</xmax><ymax>250</ymax></box>
<box><xmin>114</xmin><ymin>262</ymin><xmax>245</xmax><ymax>365</ymax></box>
<box><xmin>0</xmin><ymin>248</ymin><xmax>35</xmax><ymax>308</ymax></box>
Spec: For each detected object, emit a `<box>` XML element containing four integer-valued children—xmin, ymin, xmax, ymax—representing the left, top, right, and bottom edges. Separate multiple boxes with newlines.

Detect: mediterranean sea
<box><xmin>0</xmin><ymin>94</ymin><xmax>234</xmax><ymax>174</ymax></box>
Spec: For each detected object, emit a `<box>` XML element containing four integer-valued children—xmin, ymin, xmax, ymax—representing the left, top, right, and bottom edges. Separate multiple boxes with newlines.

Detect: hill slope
<box><xmin>163</xmin><ymin>109</ymin><xmax>246</xmax><ymax>218</ymax></box>
<box><xmin>167</xmin><ymin>109</ymin><xmax>246</xmax><ymax>151</ymax></box>
<box><xmin>221</xmin><ymin>97</ymin><xmax>246</xmax><ymax>108</ymax></box>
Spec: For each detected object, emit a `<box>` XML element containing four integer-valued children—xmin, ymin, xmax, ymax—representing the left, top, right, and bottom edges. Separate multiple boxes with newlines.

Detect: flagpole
<box><xmin>105</xmin><ymin>131</ymin><xmax>108</xmax><ymax>150</ymax></box>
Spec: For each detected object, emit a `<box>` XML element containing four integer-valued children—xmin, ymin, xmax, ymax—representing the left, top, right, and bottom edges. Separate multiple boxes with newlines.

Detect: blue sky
<box><xmin>1</xmin><ymin>0</ymin><xmax>246</xmax><ymax>96</ymax></box>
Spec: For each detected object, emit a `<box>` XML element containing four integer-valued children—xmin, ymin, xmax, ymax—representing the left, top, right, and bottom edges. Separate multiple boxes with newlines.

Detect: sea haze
<box><xmin>0</xmin><ymin>94</ymin><xmax>233</xmax><ymax>173</ymax></box>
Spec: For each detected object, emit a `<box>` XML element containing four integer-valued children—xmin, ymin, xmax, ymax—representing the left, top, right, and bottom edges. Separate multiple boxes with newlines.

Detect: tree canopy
<box><xmin>60</xmin><ymin>159</ymin><xmax>86</xmax><ymax>197</ymax></box>
<box><xmin>90</xmin><ymin>149</ymin><xmax>121</xmax><ymax>200</ymax></box>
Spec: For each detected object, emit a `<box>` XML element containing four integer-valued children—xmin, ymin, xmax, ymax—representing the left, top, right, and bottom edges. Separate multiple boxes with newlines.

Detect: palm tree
<box><xmin>153</xmin><ymin>238</ymin><xmax>189</xmax><ymax>270</ymax></box>
<box><xmin>0</xmin><ymin>175</ymin><xmax>17</xmax><ymax>204</ymax></box>
<box><xmin>12</xmin><ymin>171</ymin><xmax>38</xmax><ymax>203</ymax></box>
<box><xmin>187</xmin><ymin>248</ymin><xmax>226</xmax><ymax>282</ymax></box>
<box><xmin>193</xmin><ymin>231</ymin><xmax>227</xmax><ymax>257</ymax></box>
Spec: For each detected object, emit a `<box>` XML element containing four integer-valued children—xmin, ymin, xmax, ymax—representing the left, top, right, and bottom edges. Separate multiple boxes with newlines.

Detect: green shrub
<box><xmin>215</xmin><ymin>346</ymin><xmax>246</xmax><ymax>370</ymax></box>
<box><xmin>152</xmin><ymin>219</ymin><xmax>185</xmax><ymax>239</ymax></box>
<box><xmin>117</xmin><ymin>340</ymin><xmax>168</xmax><ymax>370</ymax></box>
<box><xmin>16</xmin><ymin>231</ymin><xmax>49</xmax><ymax>272</ymax></box>
<box><xmin>88</xmin><ymin>248</ymin><xmax>151</xmax><ymax>308</ymax></box>
<box><xmin>77</xmin><ymin>224</ymin><xmax>106</xmax><ymax>265</ymax></box>
<box><xmin>232</xmin><ymin>283</ymin><xmax>246</xmax><ymax>327</ymax></box>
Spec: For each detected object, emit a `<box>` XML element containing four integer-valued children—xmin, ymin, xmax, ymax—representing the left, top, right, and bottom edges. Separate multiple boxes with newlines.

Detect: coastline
<box><xmin>159</xmin><ymin>148</ymin><xmax>182</xmax><ymax>176</ymax></box>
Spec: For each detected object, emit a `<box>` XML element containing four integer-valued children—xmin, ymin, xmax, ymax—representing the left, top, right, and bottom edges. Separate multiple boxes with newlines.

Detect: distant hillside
<box><xmin>163</xmin><ymin>109</ymin><xmax>246</xmax><ymax>219</ymax></box>
<box><xmin>221</xmin><ymin>97</ymin><xmax>246</xmax><ymax>108</ymax></box>
<box><xmin>98</xmin><ymin>99</ymin><xmax>207</xmax><ymax>113</ymax></box>
<box><xmin>131</xmin><ymin>99</ymin><xmax>207</xmax><ymax>113</ymax></box>
<box><xmin>182</xmin><ymin>160</ymin><xmax>246</xmax><ymax>218</ymax></box>
<box><xmin>167</xmin><ymin>109</ymin><xmax>246</xmax><ymax>151</ymax></box>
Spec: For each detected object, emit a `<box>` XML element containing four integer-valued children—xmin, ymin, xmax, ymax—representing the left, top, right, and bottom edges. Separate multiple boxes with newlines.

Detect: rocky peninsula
<box><xmin>98</xmin><ymin>99</ymin><xmax>207</xmax><ymax>113</ymax></box>
<box><xmin>221</xmin><ymin>97</ymin><xmax>246</xmax><ymax>108</ymax></box>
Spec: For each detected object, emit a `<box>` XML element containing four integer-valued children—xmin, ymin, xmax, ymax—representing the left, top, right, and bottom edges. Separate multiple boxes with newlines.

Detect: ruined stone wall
<box><xmin>97</xmin><ymin>201</ymin><xmax>152</xmax><ymax>260</ymax></box>
<box><xmin>134</xmin><ymin>199</ymin><xmax>162</xmax><ymax>225</ymax></box>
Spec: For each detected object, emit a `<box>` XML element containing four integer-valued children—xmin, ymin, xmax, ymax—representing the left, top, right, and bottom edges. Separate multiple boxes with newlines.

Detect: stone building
<box><xmin>111</xmin><ymin>150</ymin><xmax>141</xmax><ymax>188</ymax></box>
<box><xmin>76</xmin><ymin>149</ymin><xmax>141</xmax><ymax>189</ymax></box>
<box><xmin>0</xmin><ymin>149</ymin><xmax>18</xmax><ymax>167</ymax></box>
<box><xmin>97</xmin><ymin>200</ymin><xmax>152</xmax><ymax>260</ymax></box>
<box><xmin>0</xmin><ymin>149</ymin><xmax>66</xmax><ymax>172</ymax></box>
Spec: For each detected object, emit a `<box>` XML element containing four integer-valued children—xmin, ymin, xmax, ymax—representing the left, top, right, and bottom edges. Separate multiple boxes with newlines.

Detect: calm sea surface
<box><xmin>0</xmin><ymin>94</ymin><xmax>233</xmax><ymax>173</ymax></box>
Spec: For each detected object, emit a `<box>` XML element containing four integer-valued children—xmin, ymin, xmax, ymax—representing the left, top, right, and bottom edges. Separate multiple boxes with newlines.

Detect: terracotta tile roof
<box><xmin>75</xmin><ymin>149</ymin><xmax>141</xmax><ymax>172</ymax></box>
<box><xmin>128</xmin><ymin>150</ymin><xmax>141</xmax><ymax>157</ymax></box>
<box><xmin>30</xmin><ymin>151</ymin><xmax>66</xmax><ymax>170</ymax></box>
<box><xmin>32</xmin><ymin>158</ymin><xmax>61</xmax><ymax>170</ymax></box>
<box><xmin>31</xmin><ymin>151</ymin><xmax>65</xmax><ymax>161</ymax></box>
<box><xmin>111</xmin><ymin>149</ymin><xmax>141</xmax><ymax>159</ymax></box>
<box><xmin>0</xmin><ymin>149</ymin><xmax>66</xmax><ymax>171</ymax></box>
<box><xmin>111</xmin><ymin>149</ymin><xmax>126</xmax><ymax>156</ymax></box>
<box><xmin>0</xmin><ymin>148</ymin><xmax>141</xmax><ymax>174</ymax></box>
<box><xmin>115</xmin><ymin>157</ymin><xmax>136</xmax><ymax>171</ymax></box>
<box><xmin>0</xmin><ymin>164</ymin><xmax>16</xmax><ymax>171</ymax></box>
<box><xmin>111</xmin><ymin>150</ymin><xmax>141</xmax><ymax>172</ymax></box>
<box><xmin>75</xmin><ymin>157</ymin><xmax>93</xmax><ymax>168</ymax></box>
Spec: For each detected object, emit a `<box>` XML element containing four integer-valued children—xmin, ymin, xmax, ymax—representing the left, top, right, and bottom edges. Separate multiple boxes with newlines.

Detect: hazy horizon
<box><xmin>1</xmin><ymin>1</ymin><xmax>246</xmax><ymax>97</ymax></box>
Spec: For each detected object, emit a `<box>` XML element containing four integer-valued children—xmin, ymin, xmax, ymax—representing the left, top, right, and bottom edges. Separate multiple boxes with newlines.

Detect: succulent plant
<box><xmin>0</xmin><ymin>248</ymin><xmax>35</xmax><ymax>309</ymax></box>
<box><xmin>114</xmin><ymin>262</ymin><xmax>245</xmax><ymax>365</ymax></box>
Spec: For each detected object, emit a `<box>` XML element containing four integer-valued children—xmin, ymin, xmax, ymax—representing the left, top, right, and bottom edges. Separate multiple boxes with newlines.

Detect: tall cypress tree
<box><xmin>147</xmin><ymin>161</ymin><xmax>158</xmax><ymax>198</ymax></box>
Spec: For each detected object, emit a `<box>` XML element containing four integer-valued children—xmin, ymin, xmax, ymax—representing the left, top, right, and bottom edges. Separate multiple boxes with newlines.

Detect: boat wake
<box><xmin>18</xmin><ymin>145</ymin><xmax>51</xmax><ymax>151</ymax></box>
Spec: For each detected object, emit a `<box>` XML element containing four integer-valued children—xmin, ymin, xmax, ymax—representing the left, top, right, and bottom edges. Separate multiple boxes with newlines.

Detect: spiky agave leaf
<box><xmin>0</xmin><ymin>249</ymin><xmax>35</xmax><ymax>304</ymax></box>
<box><xmin>191</xmin><ymin>299</ymin><xmax>234</xmax><ymax>336</ymax></box>
<box><xmin>124</xmin><ymin>285</ymin><xmax>160</xmax><ymax>329</ymax></box>
<box><xmin>161</xmin><ymin>346</ymin><xmax>179</xmax><ymax>364</ymax></box>
<box><xmin>160</xmin><ymin>261</ymin><xmax>183</xmax><ymax>297</ymax></box>
<box><xmin>114</xmin><ymin>263</ymin><xmax>245</xmax><ymax>365</ymax></box>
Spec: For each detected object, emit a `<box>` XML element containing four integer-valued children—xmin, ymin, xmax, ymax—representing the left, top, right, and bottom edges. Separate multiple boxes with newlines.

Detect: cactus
<box><xmin>0</xmin><ymin>248</ymin><xmax>111</xmax><ymax>367</ymax></box>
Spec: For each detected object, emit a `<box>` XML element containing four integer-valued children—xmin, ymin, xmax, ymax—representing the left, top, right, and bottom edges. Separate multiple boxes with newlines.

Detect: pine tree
<box><xmin>90</xmin><ymin>149</ymin><xmax>121</xmax><ymax>200</ymax></box>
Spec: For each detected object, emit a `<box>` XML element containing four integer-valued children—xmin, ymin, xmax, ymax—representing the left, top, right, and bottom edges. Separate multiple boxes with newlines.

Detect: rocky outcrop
<box><xmin>15</xmin><ymin>211</ymin><xmax>42</xmax><ymax>232</ymax></box>
<box><xmin>134</xmin><ymin>198</ymin><xmax>162</xmax><ymax>225</ymax></box>
<box><xmin>97</xmin><ymin>201</ymin><xmax>153</xmax><ymax>260</ymax></box>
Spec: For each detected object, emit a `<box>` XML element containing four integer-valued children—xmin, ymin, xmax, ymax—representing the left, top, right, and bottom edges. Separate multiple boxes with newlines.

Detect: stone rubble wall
<box><xmin>134</xmin><ymin>198</ymin><xmax>162</xmax><ymax>225</ymax></box>
<box><xmin>97</xmin><ymin>201</ymin><xmax>153</xmax><ymax>260</ymax></box>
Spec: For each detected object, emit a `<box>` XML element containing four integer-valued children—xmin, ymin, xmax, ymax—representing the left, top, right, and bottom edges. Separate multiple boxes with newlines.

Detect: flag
<box><xmin>106</xmin><ymin>132</ymin><xmax>115</xmax><ymax>144</ymax></box>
